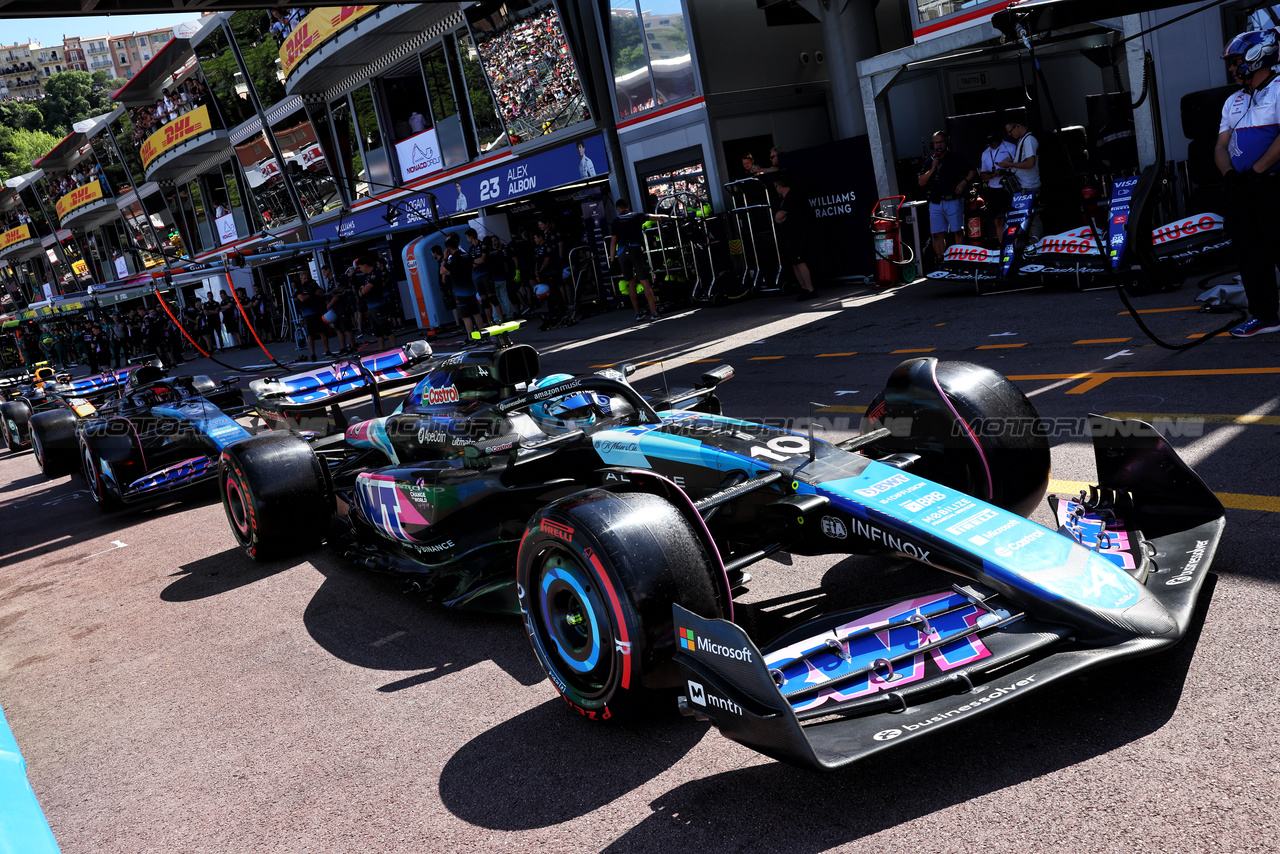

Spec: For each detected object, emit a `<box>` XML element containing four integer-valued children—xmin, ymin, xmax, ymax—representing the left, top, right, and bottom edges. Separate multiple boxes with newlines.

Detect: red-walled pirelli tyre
<box><xmin>219</xmin><ymin>431</ymin><xmax>333</xmax><ymax>561</ymax></box>
<box><xmin>517</xmin><ymin>489</ymin><xmax>722</xmax><ymax>722</ymax></box>
<box><xmin>1</xmin><ymin>400</ymin><xmax>30</xmax><ymax>451</ymax></box>
<box><xmin>29</xmin><ymin>409</ymin><xmax>79</xmax><ymax>477</ymax></box>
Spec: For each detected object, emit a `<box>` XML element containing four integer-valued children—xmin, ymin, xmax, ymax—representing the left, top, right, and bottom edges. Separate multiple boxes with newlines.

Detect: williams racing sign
<box><xmin>141</xmin><ymin>105</ymin><xmax>213</xmax><ymax>170</ymax></box>
<box><xmin>55</xmin><ymin>180</ymin><xmax>104</xmax><ymax>222</ymax></box>
<box><xmin>280</xmin><ymin>6</ymin><xmax>378</xmax><ymax>79</ymax></box>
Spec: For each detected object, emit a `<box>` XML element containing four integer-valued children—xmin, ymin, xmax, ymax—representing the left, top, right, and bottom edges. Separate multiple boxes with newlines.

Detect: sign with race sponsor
<box><xmin>394</xmin><ymin>127</ymin><xmax>444</xmax><ymax>183</ymax></box>
<box><xmin>71</xmin><ymin>259</ymin><xmax>88</xmax><ymax>276</ymax></box>
<box><xmin>779</xmin><ymin>135</ymin><xmax>880</xmax><ymax>280</ymax></box>
<box><xmin>55</xmin><ymin>180</ymin><xmax>103</xmax><ymax>221</ymax></box>
<box><xmin>114</xmin><ymin>255</ymin><xmax>129</xmax><ymax>278</ymax></box>
<box><xmin>0</xmin><ymin>224</ymin><xmax>32</xmax><ymax>251</ymax></box>
<box><xmin>280</xmin><ymin>5</ymin><xmax>377</xmax><ymax>78</ymax></box>
<box><xmin>216</xmin><ymin>211</ymin><xmax>238</xmax><ymax>245</ymax></box>
<box><xmin>311</xmin><ymin>134</ymin><xmax>609</xmax><ymax>241</ymax></box>
<box><xmin>140</xmin><ymin>105</ymin><xmax>213</xmax><ymax>170</ymax></box>
<box><xmin>1108</xmin><ymin>176</ymin><xmax>1138</xmax><ymax>269</ymax></box>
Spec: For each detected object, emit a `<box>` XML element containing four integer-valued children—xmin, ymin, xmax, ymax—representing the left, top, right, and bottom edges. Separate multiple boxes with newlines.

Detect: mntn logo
<box><xmin>687</xmin><ymin>680</ymin><xmax>706</xmax><ymax>706</ymax></box>
<box><xmin>678</xmin><ymin>627</ymin><xmax>696</xmax><ymax>650</ymax></box>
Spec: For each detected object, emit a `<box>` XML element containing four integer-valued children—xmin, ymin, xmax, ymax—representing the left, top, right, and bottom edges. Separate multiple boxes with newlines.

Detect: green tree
<box><xmin>40</xmin><ymin>71</ymin><xmax>98</xmax><ymax>136</ymax></box>
<box><xmin>0</xmin><ymin>101</ymin><xmax>44</xmax><ymax>132</ymax></box>
<box><xmin>0</xmin><ymin>126</ymin><xmax>62</xmax><ymax>183</ymax></box>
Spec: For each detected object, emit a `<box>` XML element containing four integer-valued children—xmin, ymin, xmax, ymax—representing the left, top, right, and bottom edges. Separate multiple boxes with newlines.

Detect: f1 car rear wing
<box><xmin>673</xmin><ymin>416</ymin><xmax>1225</xmax><ymax>770</ymax></box>
<box><xmin>251</xmin><ymin>342</ymin><xmax>434</xmax><ymax>413</ymax></box>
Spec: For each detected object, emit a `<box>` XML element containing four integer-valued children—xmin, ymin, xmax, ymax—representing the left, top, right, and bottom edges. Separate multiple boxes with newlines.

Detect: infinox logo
<box><xmin>1152</xmin><ymin>215</ymin><xmax>1221</xmax><ymax>245</ymax></box>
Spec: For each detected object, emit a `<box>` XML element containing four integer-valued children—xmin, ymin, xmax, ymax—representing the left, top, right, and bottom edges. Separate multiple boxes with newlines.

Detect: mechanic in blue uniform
<box><xmin>918</xmin><ymin>131</ymin><xmax>978</xmax><ymax>263</ymax></box>
<box><xmin>442</xmin><ymin>234</ymin><xmax>486</xmax><ymax>338</ymax></box>
<box><xmin>609</xmin><ymin>198</ymin><xmax>661</xmax><ymax>322</ymax></box>
<box><xmin>354</xmin><ymin>256</ymin><xmax>398</xmax><ymax>352</ymax></box>
<box><xmin>533</xmin><ymin>229</ymin><xmax>564</xmax><ymax>316</ymax></box>
<box><xmin>1217</xmin><ymin>29</ymin><xmax>1280</xmax><ymax>338</ymax></box>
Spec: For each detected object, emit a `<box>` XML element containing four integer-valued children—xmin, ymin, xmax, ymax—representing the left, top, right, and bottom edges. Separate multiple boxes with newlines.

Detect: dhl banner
<box><xmin>0</xmin><ymin>224</ymin><xmax>32</xmax><ymax>251</ymax></box>
<box><xmin>141</xmin><ymin>105</ymin><xmax>213</xmax><ymax>170</ymax></box>
<box><xmin>55</xmin><ymin>180</ymin><xmax>104</xmax><ymax>222</ymax></box>
<box><xmin>280</xmin><ymin>6</ymin><xmax>377</xmax><ymax>78</ymax></box>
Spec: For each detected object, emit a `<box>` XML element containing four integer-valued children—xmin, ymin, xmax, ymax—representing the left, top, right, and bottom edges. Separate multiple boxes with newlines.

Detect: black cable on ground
<box><xmin>1024</xmin><ymin>38</ymin><xmax>1244</xmax><ymax>351</ymax></box>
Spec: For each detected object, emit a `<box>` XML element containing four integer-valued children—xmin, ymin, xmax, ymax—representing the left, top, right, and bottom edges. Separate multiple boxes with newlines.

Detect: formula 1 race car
<box><xmin>68</xmin><ymin>343</ymin><xmax>439</xmax><ymax>510</ymax></box>
<box><xmin>218</xmin><ymin>351</ymin><xmax>1223</xmax><ymax>769</ymax></box>
<box><xmin>1</xmin><ymin>364</ymin><xmax>140</xmax><ymax>462</ymax></box>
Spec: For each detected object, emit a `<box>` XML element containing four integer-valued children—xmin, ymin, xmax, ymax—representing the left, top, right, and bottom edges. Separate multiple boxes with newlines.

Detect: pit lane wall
<box><xmin>0</xmin><ymin>702</ymin><xmax>61</xmax><ymax>853</ymax></box>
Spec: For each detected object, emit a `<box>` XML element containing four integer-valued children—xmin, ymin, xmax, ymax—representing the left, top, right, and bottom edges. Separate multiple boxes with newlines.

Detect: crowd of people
<box><xmin>472</xmin><ymin>6</ymin><xmax>586</xmax><ymax>142</ymax></box>
<box><xmin>125</xmin><ymin>76</ymin><xmax>211</xmax><ymax>152</ymax></box>
<box><xmin>1</xmin><ymin>207</ymin><xmax>33</xmax><ymax>233</ymax></box>
<box><xmin>14</xmin><ymin>307</ymin><xmax>190</xmax><ymax>375</ymax></box>
<box><xmin>268</xmin><ymin>8</ymin><xmax>309</xmax><ymax>45</ymax></box>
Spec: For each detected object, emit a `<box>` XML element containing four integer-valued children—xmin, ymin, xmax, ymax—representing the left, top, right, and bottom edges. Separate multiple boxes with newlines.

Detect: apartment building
<box><xmin>62</xmin><ymin>36</ymin><xmax>87</xmax><ymax>72</ymax></box>
<box><xmin>111</xmin><ymin>27</ymin><xmax>175</xmax><ymax>79</ymax></box>
<box><xmin>82</xmin><ymin>35</ymin><xmax>115</xmax><ymax>74</ymax></box>
<box><xmin>35</xmin><ymin>42</ymin><xmax>65</xmax><ymax>78</ymax></box>
<box><xmin>0</xmin><ymin>41</ymin><xmax>42</xmax><ymax>100</ymax></box>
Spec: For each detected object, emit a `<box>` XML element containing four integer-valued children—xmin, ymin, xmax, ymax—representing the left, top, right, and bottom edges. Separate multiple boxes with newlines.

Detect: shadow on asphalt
<box><xmin>300</xmin><ymin>552</ymin><xmax>547</xmax><ymax>688</ymax></box>
<box><xmin>439</xmin><ymin>700</ymin><xmax>709</xmax><ymax>831</ymax></box>
<box><xmin>162</xmin><ymin>545</ymin><xmax>296</xmax><ymax>601</ymax></box>
<box><xmin>439</xmin><ymin>575</ymin><xmax>1216</xmax><ymax>838</ymax></box>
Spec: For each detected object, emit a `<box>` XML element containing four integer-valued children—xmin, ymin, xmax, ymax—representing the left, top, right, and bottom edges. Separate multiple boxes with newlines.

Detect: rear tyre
<box><xmin>0</xmin><ymin>401</ymin><xmax>30</xmax><ymax>451</ymax></box>
<box><xmin>219</xmin><ymin>431</ymin><xmax>332</xmax><ymax>561</ymax></box>
<box><xmin>29</xmin><ymin>409</ymin><xmax>79</xmax><ymax>477</ymax></box>
<box><xmin>862</xmin><ymin>358</ymin><xmax>1050</xmax><ymax>517</ymax></box>
<box><xmin>517</xmin><ymin>489</ymin><xmax>723</xmax><ymax>721</ymax></box>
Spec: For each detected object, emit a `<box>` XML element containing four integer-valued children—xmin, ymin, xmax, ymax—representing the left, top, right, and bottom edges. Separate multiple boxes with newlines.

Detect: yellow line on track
<box><xmin>816</xmin><ymin>352</ymin><xmax>857</xmax><ymax>357</ymax></box>
<box><xmin>1008</xmin><ymin>366</ymin><xmax>1280</xmax><ymax>394</ymax></box>
<box><xmin>976</xmin><ymin>343</ymin><xmax>1026</xmax><ymax>350</ymax></box>
<box><xmin>1049</xmin><ymin>479</ymin><xmax>1280</xmax><ymax>513</ymax></box>
<box><xmin>892</xmin><ymin>348</ymin><xmax>935</xmax><ymax>354</ymax></box>
<box><xmin>1104</xmin><ymin>411</ymin><xmax>1280</xmax><ymax>426</ymax></box>
<box><xmin>1074</xmin><ymin>338</ymin><xmax>1131</xmax><ymax>344</ymax></box>
<box><xmin>1115</xmin><ymin>306</ymin><xmax>1203</xmax><ymax>315</ymax></box>
<box><xmin>749</xmin><ymin>356</ymin><xmax>786</xmax><ymax>360</ymax></box>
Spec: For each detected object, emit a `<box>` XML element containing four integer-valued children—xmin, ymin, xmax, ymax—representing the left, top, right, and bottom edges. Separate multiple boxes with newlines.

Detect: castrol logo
<box><xmin>1152</xmin><ymin>214</ymin><xmax>1222</xmax><ymax>245</ymax></box>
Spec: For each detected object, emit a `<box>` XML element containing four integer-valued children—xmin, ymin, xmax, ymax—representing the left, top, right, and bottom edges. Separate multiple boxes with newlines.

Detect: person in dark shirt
<box><xmin>354</xmin><ymin>256</ymin><xmax>397</xmax><ymax>351</ymax></box>
<box><xmin>506</xmin><ymin>230</ymin><xmax>536</xmax><ymax>315</ymax></box>
<box><xmin>84</xmin><ymin>323</ymin><xmax>106</xmax><ymax>374</ymax></box>
<box><xmin>486</xmin><ymin>235</ymin><xmax>516</xmax><ymax>319</ymax></box>
<box><xmin>533</xmin><ymin>230</ymin><xmax>564</xmax><ymax>314</ymax></box>
<box><xmin>917</xmin><ymin>130</ymin><xmax>978</xmax><ymax>260</ymax></box>
<box><xmin>293</xmin><ymin>270</ymin><xmax>333</xmax><ymax>360</ymax></box>
<box><xmin>609</xmin><ymin>198</ymin><xmax>659</xmax><ymax>321</ymax></box>
<box><xmin>537</xmin><ymin>217</ymin><xmax>571</xmax><ymax>309</ymax></box>
<box><xmin>466</xmin><ymin>228</ymin><xmax>502</xmax><ymax>324</ymax></box>
<box><xmin>442</xmin><ymin>234</ymin><xmax>485</xmax><ymax>337</ymax></box>
<box><xmin>430</xmin><ymin>244</ymin><xmax>461</xmax><ymax>328</ymax></box>
<box><xmin>772</xmin><ymin>173</ymin><xmax>817</xmax><ymax>301</ymax></box>
<box><xmin>320</xmin><ymin>265</ymin><xmax>355</xmax><ymax>353</ymax></box>
<box><xmin>202</xmin><ymin>295</ymin><xmax>222</xmax><ymax>352</ymax></box>
<box><xmin>219</xmin><ymin>291</ymin><xmax>241</xmax><ymax>349</ymax></box>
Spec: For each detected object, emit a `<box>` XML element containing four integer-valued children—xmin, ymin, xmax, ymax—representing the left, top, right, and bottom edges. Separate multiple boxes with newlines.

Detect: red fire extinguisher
<box><xmin>965</xmin><ymin>187</ymin><xmax>987</xmax><ymax>243</ymax></box>
<box><xmin>871</xmin><ymin>195</ymin><xmax>906</xmax><ymax>287</ymax></box>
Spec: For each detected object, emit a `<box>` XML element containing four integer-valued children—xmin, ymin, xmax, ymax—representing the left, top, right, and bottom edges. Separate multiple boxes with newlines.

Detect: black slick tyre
<box><xmin>0</xmin><ymin>401</ymin><xmax>29</xmax><ymax>451</ymax></box>
<box><xmin>517</xmin><ymin>489</ymin><xmax>722</xmax><ymax>722</ymax></box>
<box><xmin>219</xmin><ymin>431</ymin><xmax>332</xmax><ymax>561</ymax></box>
<box><xmin>29</xmin><ymin>409</ymin><xmax>79</xmax><ymax>477</ymax></box>
<box><xmin>862</xmin><ymin>357</ymin><xmax>1050</xmax><ymax>517</ymax></box>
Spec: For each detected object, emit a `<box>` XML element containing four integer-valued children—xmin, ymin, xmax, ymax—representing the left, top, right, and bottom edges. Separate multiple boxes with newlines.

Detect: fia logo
<box><xmin>821</xmin><ymin>516</ymin><xmax>847</xmax><ymax>539</ymax></box>
<box><xmin>687</xmin><ymin>680</ymin><xmax>706</xmax><ymax>707</ymax></box>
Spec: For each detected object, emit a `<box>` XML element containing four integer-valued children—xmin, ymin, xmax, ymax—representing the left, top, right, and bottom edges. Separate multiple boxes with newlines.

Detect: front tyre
<box><xmin>517</xmin><ymin>489</ymin><xmax>723</xmax><ymax>721</ymax></box>
<box><xmin>219</xmin><ymin>431</ymin><xmax>332</xmax><ymax>561</ymax></box>
<box><xmin>0</xmin><ymin>401</ymin><xmax>30</xmax><ymax>452</ymax></box>
<box><xmin>29</xmin><ymin>409</ymin><xmax>79</xmax><ymax>477</ymax></box>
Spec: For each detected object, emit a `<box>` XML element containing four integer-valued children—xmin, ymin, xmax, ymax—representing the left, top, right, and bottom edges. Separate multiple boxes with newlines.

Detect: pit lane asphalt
<box><xmin>2</xmin><ymin>277</ymin><xmax>1277</xmax><ymax>853</ymax></box>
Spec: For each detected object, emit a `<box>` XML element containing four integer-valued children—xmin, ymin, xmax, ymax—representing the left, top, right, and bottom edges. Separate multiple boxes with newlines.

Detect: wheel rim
<box><xmin>533</xmin><ymin>547</ymin><xmax>614</xmax><ymax>699</ymax></box>
<box><xmin>224</xmin><ymin>473</ymin><xmax>252</xmax><ymax>539</ymax></box>
<box><xmin>82</xmin><ymin>444</ymin><xmax>102</xmax><ymax>502</ymax></box>
<box><xmin>32</xmin><ymin>430</ymin><xmax>43</xmax><ymax>468</ymax></box>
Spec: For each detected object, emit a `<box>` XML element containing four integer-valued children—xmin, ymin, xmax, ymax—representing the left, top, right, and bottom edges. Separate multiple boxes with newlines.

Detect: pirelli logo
<box><xmin>541</xmin><ymin>519</ymin><xmax>574</xmax><ymax>541</ymax></box>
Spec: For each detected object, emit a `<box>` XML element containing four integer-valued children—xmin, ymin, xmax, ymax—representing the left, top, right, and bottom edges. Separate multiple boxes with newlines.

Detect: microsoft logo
<box><xmin>678</xmin><ymin>627</ymin><xmax>696</xmax><ymax>650</ymax></box>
